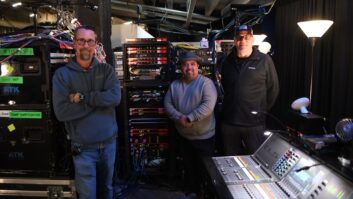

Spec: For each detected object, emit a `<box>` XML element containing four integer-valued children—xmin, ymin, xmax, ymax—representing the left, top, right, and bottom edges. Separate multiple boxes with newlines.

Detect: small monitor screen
<box><xmin>293</xmin><ymin>169</ymin><xmax>312</xmax><ymax>185</ymax></box>
<box><xmin>288</xmin><ymin>157</ymin><xmax>317</xmax><ymax>193</ymax></box>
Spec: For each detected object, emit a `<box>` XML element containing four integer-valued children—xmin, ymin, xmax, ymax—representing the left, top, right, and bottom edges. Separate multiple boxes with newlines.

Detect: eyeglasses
<box><xmin>75</xmin><ymin>38</ymin><xmax>97</xmax><ymax>47</ymax></box>
<box><xmin>235</xmin><ymin>34</ymin><xmax>252</xmax><ymax>41</ymax></box>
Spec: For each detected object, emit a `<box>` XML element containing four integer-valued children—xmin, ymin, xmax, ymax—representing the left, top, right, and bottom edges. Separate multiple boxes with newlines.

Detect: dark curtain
<box><xmin>273</xmin><ymin>0</ymin><xmax>353</xmax><ymax>131</ymax></box>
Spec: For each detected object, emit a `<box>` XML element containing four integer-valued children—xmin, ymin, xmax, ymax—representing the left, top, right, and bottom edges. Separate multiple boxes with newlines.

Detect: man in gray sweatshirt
<box><xmin>164</xmin><ymin>51</ymin><xmax>218</xmax><ymax>198</ymax></box>
<box><xmin>52</xmin><ymin>25</ymin><xmax>121</xmax><ymax>199</ymax></box>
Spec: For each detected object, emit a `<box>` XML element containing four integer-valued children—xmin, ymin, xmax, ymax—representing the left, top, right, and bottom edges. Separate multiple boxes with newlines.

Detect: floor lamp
<box><xmin>297</xmin><ymin>20</ymin><xmax>333</xmax><ymax>106</ymax></box>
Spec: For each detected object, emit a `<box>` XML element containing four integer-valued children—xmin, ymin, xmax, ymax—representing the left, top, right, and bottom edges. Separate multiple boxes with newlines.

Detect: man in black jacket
<box><xmin>220</xmin><ymin>25</ymin><xmax>279</xmax><ymax>155</ymax></box>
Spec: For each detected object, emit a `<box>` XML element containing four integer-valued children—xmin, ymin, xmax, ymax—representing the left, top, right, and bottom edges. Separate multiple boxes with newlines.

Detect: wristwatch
<box><xmin>79</xmin><ymin>93</ymin><xmax>85</xmax><ymax>102</ymax></box>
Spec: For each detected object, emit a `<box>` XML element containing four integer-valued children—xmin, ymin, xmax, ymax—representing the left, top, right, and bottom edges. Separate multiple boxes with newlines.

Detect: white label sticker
<box><xmin>0</xmin><ymin>110</ymin><xmax>10</xmax><ymax>118</ymax></box>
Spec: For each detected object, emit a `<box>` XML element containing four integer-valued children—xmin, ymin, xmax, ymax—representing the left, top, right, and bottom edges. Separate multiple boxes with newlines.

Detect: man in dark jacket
<box><xmin>52</xmin><ymin>25</ymin><xmax>121</xmax><ymax>199</ymax></box>
<box><xmin>221</xmin><ymin>25</ymin><xmax>279</xmax><ymax>155</ymax></box>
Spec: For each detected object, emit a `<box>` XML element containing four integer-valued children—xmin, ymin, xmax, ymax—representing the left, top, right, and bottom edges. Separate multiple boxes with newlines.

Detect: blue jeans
<box><xmin>73</xmin><ymin>140</ymin><xmax>116</xmax><ymax>199</ymax></box>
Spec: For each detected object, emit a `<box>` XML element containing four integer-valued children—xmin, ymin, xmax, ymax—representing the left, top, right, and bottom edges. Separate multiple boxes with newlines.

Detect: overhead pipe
<box><xmin>139</xmin><ymin>3</ymin><xmax>217</xmax><ymax>22</ymax></box>
<box><xmin>204</xmin><ymin>0</ymin><xmax>221</xmax><ymax>16</ymax></box>
<box><xmin>185</xmin><ymin>0</ymin><xmax>197</xmax><ymax>27</ymax></box>
<box><xmin>167</xmin><ymin>0</ymin><xmax>173</xmax><ymax>9</ymax></box>
<box><xmin>111</xmin><ymin>0</ymin><xmax>218</xmax><ymax>23</ymax></box>
<box><xmin>111</xmin><ymin>4</ymin><xmax>211</xmax><ymax>25</ymax></box>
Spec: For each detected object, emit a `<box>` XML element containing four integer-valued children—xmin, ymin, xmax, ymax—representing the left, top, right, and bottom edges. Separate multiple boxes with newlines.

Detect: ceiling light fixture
<box><xmin>12</xmin><ymin>2</ymin><xmax>22</xmax><ymax>7</ymax></box>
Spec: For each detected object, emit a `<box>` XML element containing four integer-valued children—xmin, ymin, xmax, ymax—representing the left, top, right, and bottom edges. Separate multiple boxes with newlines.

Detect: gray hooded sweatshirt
<box><xmin>52</xmin><ymin>57</ymin><xmax>121</xmax><ymax>145</ymax></box>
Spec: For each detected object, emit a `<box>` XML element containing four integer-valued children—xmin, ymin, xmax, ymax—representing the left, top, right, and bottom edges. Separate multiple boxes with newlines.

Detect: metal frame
<box><xmin>0</xmin><ymin>177</ymin><xmax>75</xmax><ymax>198</ymax></box>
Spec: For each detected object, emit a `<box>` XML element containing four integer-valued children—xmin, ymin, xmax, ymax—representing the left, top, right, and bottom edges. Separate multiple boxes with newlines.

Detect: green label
<box><xmin>9</xmin><ymin>111</ymin><xmax>42</xmax><ymax>119</ymax></box>
<box><xmin>0</xmin><ymin>48</ymin><xmax>34</xmax><ymax>56</ymax></box>
<box><xmin>0</xmin><ymin>76</ymin><xmax>23</xmax><ymax>84</ymax></box>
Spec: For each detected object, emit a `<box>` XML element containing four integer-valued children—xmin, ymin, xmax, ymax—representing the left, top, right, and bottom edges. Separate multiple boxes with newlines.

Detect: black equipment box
<box><xmin>288</xmin><ymin>111</ymin><xmax>326</xmax><ymax>135</ymax></box>
<box><xmin>0</xmin><ymin>47</ymin><xmax>48</xmax><ymax>104</ymax></box>
<box><xmin>0</xmin><ymin>104</ymin><xmax>70</xmax><ymax>176</ymax></box>
<box><xmin>0</xmin><ymin>38</ymin><xmax>74</xmax><ymax>105</ymax></box>
<box><xmin>0</xmin><ymin>38</ymin><xmax>74</xmax><ymax>177</ymax></box>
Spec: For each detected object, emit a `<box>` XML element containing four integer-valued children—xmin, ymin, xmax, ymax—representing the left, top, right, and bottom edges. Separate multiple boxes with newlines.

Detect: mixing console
<box><xmin>210</xmin><ymin>134</ymin><xmax>353</xmax><ymax>199</ymax></box>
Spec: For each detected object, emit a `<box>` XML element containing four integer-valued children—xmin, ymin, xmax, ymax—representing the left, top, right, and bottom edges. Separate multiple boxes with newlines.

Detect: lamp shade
<box><xmin>297</xmin><ymin>20</ymin><xmax>333</xmax><ymax>38</ymax></box>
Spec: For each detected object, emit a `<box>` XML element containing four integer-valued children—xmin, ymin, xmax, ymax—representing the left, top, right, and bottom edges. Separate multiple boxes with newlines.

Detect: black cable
<box><xmin>295</xmin><ymin>163</ymin><xmax>322</xmax><ymax>172</ymax></box>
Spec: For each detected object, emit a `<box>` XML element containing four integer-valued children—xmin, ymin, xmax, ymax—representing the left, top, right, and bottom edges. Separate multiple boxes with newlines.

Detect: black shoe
<box><xmin>184</xmin><ymin>193</ymin><xmax>197</xmax><ymax>199</ymax></box>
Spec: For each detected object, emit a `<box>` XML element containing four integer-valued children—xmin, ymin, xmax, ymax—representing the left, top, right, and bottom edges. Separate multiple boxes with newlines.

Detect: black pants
<box><xmin>221</xmin><ymin>123</ymin><xmax>266</xmax><ymax>156</ymax></box>
<box><xmin>179</xmin><ymin>135</ymin><xmax>215</xmax><ymax>194</ymax></box>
